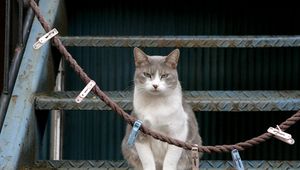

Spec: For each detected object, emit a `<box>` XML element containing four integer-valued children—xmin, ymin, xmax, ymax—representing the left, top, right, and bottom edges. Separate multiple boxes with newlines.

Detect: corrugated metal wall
<box><xmin>62</xmin><ymin>0</ymin><xmax>300</xmax><ymax>160</ymax></box>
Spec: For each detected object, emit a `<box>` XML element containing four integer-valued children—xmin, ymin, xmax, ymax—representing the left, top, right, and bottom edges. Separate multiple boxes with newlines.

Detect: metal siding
<box><xmin>63</xmin><ymin>1</ymin><xmax>300</xmax><ymax>160</ymax></box>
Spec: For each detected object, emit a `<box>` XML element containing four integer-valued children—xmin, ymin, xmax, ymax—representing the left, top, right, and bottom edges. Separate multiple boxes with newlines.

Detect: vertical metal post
<box><xmin>3</xmin><ymin>0</ymin><xmax>11</xmax><ymax>94</ymax></box>
<box><xmin>50</xmin><ymin>59</ymin><xmax>64</xmax><ymax>160</ymax></box>
<box><xmin>18</xmin><ymin>0</ymin><xmax>24</xmax><ymax>45</ymax></box>
<box><xmin>22</xmin><ymin>7</ymin><xmax>34</xmax><ymax>42</ymax></box>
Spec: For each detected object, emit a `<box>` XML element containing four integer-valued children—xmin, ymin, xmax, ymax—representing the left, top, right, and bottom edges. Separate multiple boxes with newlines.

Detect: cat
<box><xmin>121</xmin><ymin>47</ymin><xmax>202</xmax><ymax>170</ymax></box>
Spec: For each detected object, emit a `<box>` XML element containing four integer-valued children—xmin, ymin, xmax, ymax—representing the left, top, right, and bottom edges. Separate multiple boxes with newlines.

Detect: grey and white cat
<box><xmin>122</xmin><ymin>47</ymin><xmax>202</xmax><ymax>170</ymax></box>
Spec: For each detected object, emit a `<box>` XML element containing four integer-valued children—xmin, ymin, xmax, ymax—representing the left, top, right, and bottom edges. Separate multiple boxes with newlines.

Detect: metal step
<box><xmin>59</xmin><ymin>36</ymin><xmax>300</xmax><ymax>48</ymax></box>
<box><xmin>24</xmin><ymin>160</ymin><xmax>300</xmax><ymax>169</ymax></box>
<box><xmin>35</xmin><ymin>91</ymin><xmax>300</xmax><ymax>111</ymax></box>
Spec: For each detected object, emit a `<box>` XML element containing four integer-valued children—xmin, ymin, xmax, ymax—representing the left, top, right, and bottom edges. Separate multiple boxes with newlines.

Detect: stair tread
<box><xmin>60</xmin><ymin>35</ymin><xmax>300</xmax><ymax>48</ymax></box>
<box><xmin>59</xmin><ymin>35</ymin><xmax>300</xmax><ymax>47</ymax></box>
<box><xmin>24</xmin><ymin>160</ymin><xmax>300</xmax><ymax>169</ymax></box>
<box><xmin>35</xmin><ymin>90</ymin><xmax>300</xmax><ymax>111</ymax></box>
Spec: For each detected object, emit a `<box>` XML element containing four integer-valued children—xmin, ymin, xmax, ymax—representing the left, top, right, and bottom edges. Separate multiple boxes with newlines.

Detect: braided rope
<box><xmin>29</xmin><ymin>0</ymin><xmax>300</xmax><ymax>153</ymax></box>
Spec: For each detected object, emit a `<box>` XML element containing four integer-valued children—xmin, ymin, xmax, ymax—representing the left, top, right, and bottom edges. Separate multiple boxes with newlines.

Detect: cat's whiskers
<box><xmin>135</xmin><ymin>86</ymin><xmax>147</xmax><ymax>95</ymax></box>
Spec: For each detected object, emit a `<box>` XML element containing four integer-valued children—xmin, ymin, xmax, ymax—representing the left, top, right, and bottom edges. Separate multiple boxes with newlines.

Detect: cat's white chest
<box><xmin>138</xmin><ymin>103</ymin><xmax>175</xmax><ymax>132</ymax></box>
<box><xmin>133</xmin><ymin>90</ymin><xmax>187</xmax><ymax>133</ymax></box>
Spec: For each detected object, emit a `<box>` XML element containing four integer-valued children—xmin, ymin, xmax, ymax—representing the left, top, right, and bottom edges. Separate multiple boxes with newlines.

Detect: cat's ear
<box><xmin>134</xmin><ymin>47</ymin><xmax>149</xmax><ymax>67</ymax></box>
<box><xmin>165</xmin><ymin>49</ymin><xmax>180</xmax><ymax>69</ymax></box>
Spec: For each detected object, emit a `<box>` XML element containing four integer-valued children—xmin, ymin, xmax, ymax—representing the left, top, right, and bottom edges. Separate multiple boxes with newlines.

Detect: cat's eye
<box><xmin>160</xmin><ymin>74</ymin><xmax>169</xmax><ymax>79</ymax></box>
<box><xmin>143</xmin><ymin>72</ymin><xmax>152</xmax><ymax>78</ymax></box>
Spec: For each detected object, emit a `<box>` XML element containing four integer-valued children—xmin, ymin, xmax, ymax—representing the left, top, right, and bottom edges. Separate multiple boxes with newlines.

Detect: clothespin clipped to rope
<box><xmin>191</xmin><ymin>144</ymin><xmax>199</xmax><ymax>170</ymax></box>
<box><xmin>127</xmin><ymin>120</ymin><xmax>143</xmax><ymax>146</ymax></box>
<box><xmin>231</xmin><ymin>149</ymin><xmax>244</xmax><ymax>170</ymax></box>
<box><xmin>267</xmin><ymin>125</ymin><xmax>295</xmax><ymax>145</ymax></box>
<box><xmin>75</xmin><ymin>80</ymin><xmax>96</xmax><ymax>103</ymax></box>
<box><xmin>33</xmin><ymin>28</ymin><xmax>58</xmax><ymax>49</ymax></box>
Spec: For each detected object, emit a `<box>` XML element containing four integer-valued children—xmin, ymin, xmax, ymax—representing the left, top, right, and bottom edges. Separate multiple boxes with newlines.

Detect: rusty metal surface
<box><xmin>35</xmin><ymin>90</ymin><xmax>300</xmax><ymax>111</ymax></box>
<box><xmin>26</xmin><ymin>160</ymin><xmax>300</xmax><ymax>169</ymax></box>
<box><xmin>0</xmin><ymin>0</ymin><xmax>61</xmax><ymax>169</ymax></box>
<box><xmin>59</xmin><ymin>36</ymin><xmax>300</xmax><ymax>48</ymax></box>
<box><xmin>0</xmin><ymin>2</ymin><xmax>36</xmax><ymax>131</ymax></box>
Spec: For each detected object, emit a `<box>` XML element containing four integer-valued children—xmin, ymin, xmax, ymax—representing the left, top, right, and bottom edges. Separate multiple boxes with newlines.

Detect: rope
<box><xmin>29</xmin><ymin>0</ymin><xmax>300</xmax><ymax>153</ymax></box>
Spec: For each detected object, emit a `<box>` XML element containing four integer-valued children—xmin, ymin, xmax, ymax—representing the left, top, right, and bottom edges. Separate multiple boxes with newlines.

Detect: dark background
<box><xmin>58</xmin><ymin>0</ymin><xmax>300</xmax><ymax>160</ymax></box>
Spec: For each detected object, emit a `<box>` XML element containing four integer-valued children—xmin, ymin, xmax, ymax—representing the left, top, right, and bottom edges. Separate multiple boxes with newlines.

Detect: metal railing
<box><xmin>0</xmin><ymin>0</ymin><xmax>36</xmax><ymax>132</ymax></box>
<box><xmin>50</xmin><ymin>59</ymin><xmax>64</xmax><ymax>160</ymax></box>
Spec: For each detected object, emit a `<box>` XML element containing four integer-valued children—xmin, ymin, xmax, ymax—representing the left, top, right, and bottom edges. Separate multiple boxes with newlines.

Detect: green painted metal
<box><xmin>62</xmin><ymin>0</ymin><xmax>300</xmax><ymax>161</ymax></box>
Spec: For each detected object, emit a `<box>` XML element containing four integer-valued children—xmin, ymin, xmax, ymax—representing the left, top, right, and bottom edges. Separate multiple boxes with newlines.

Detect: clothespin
<box><xmin>33</xmin><ymin>28</ymin><xmax>58</xmax><ymax>49</ymax></box>
<box><xmin>127</xmin><ymin>120</ymin><xmax>143</xmax><ymax>146</ymax></box>
<box><xmin>267</xmin><ymin>125</ymin><xmax>295</xmax><ymax>145</ymax></box>
<box><xmin>191</xmin><ymin>144</ymin><xmax>199</xmax><ymax>170</ymax></box>
<box><xmin>75</xmin><ymin>80</ymin><xmax>96</xmax><ymax>103</ymax></box>
<box><xmin>231</xmin><ymin>149</ymin><xmax>244</xmax><ymax>170</ymax></box>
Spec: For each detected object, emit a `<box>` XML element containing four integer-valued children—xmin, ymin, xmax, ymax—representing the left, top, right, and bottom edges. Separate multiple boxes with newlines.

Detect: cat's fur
<box><xmin>122</xmin><ymin>48</ymin><xmax>202</xmax><ymax>170</ymax></box>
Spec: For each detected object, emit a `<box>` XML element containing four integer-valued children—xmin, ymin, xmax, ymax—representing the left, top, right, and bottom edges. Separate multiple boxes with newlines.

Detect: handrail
<box><xmin>0</xmin><ymin>1</ymin><xmax>36</xmax><ymax>132</ymax></box>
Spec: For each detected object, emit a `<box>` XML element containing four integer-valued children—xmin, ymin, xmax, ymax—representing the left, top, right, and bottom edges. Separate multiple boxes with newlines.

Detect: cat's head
<box><xmin>133</xmin><ymin>47</ymin><xmax>180</xmax><ymax>96</ymax></box>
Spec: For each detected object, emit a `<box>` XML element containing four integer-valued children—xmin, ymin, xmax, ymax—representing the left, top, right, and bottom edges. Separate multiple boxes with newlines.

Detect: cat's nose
<box><xmin>152</xmin><ymin>84</ymin><xmax>158</xmax><ymax>89</ymax></box>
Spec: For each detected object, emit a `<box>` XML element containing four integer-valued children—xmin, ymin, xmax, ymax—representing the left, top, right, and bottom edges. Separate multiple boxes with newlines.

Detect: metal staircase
<box><xmin>1</xmin><ymin>0</ymin><xmax>300</xmax><ymax>169</ymax></box>
<box><xmin>27</xmin><ymin>34</ymin><xmax>300</xmax><ymax>169</ymax></box>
